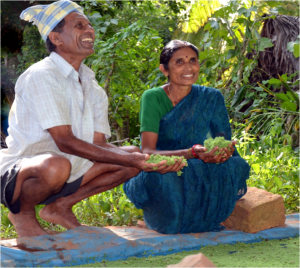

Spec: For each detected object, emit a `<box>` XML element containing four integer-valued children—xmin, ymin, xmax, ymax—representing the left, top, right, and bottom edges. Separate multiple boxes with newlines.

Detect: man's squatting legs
<box><xmin>8</xmin><ymin>154</ymin><xmax>71</xmax><ymax>238</ymax></box>
<box><xmin>39</xmin><ymin>146</ymin><xmax>141</xmax><ymax>230</ymax></box>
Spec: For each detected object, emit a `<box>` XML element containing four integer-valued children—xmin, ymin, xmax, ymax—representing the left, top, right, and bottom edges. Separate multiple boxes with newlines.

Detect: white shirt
<box><xmin>0</xmin><ymin>52</ymin><xmax>111</xmax><ymax>182</ymax></box>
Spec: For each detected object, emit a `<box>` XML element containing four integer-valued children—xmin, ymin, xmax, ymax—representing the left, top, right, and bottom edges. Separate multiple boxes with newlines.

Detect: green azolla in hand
<box><xmin>146</xmin><ymin>154</ymin><xmax>187</xmax><ymax>176</ymax></box>
<box><xmin>177</xmin><ymin>170</ymin><xmax>183</xmax><ymax>176</ymax></box>
<box><xmin>204</xmin><ymin>137</ymin><xmax>232</xmax><ymax>155</ymax></box>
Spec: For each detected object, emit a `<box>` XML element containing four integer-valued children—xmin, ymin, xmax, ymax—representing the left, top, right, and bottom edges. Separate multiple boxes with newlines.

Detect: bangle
<box><xmin>191</xmin><ymin>144</ymin><xmax>201</xmax><ymax>159</ymax></box>
<box><xmin>188</xmin><ymin>148</ymin><xmax>194</xmax><ymax>158</ymax></box>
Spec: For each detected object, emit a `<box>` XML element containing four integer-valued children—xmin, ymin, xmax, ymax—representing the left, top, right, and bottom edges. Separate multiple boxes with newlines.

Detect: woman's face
<box><xmin>161</xmin><ymin>47</ymin><xmax>200</xmax><ymax>87</ymax></box>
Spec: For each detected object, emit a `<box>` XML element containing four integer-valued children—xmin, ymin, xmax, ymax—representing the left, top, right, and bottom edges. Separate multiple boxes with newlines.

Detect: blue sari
<box><xmin>124</xmin><ymin>85</ymin><xmax>250</xmax><ymax>234</ymax></box>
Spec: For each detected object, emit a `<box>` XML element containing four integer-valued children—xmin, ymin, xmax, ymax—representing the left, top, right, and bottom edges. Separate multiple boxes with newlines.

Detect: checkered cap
<box><xmin>20</xmin><ymin>0</ymin><xmax>84</xmax><ymax>41</ymax></box>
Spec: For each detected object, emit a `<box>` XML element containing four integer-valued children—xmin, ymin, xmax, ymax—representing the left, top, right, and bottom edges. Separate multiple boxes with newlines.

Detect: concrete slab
<box><xmin>1</xmin><ymin>213</ymin><xmax>299</xmax><ymax>267</ymax></box>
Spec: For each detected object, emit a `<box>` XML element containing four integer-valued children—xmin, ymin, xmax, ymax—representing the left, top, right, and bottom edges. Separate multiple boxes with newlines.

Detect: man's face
<box><xmin>58</xmin><ymin>12</ymin><xmax>95</xmax><ymax>59</ymax></box>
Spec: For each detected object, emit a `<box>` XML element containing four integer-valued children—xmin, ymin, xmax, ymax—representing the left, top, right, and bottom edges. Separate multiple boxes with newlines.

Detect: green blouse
<box><xmin>140</xmin><ymin>87</ymin><xmax>173</xmax><ymax>134</ymax></box>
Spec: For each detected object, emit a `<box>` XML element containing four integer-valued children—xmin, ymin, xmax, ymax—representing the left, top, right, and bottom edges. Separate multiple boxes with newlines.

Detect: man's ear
<box><xmin>159</xmin><ymin>64</ymin><xmax>169</xmax><ymax>77</ymax></box>
<box><xmin>48</xmin><ymin>32</ymin><xmax>62</xmax><ymax>47</ymax></box>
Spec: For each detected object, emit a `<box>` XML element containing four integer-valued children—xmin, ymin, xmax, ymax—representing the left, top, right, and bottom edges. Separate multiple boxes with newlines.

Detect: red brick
<box><xmin>222</xmin><ymin>187</ymin><xmax>286</xmax><ymax>233</ymax></box>
<box><xmin>167</xmin><ymin>253</ymin><xmax>216</xmax><ymax>267</ymax></box>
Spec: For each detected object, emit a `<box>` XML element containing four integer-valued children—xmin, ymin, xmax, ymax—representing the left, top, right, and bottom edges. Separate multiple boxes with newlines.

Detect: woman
<box><xmin>124</xmin><ymin>40</ymin><xmax>250</xmax><ymax>234</ymax></box>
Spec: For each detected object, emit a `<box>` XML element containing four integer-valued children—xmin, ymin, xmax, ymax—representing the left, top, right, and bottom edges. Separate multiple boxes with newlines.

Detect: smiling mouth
<box><xmin>182</xmin><ymin>74</ymin><xmax>194</xmax><ymax>78</ymax></box>
<box><xmin>82</xmin><ymin>38</ymin><xmax>93</xmax><ymax>43</ymax></box>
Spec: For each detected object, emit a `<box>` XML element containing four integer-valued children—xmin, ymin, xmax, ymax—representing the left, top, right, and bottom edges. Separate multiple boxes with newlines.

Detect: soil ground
<box><xmin>71</xmin><ymin>236</ymin><xmax>299</xmax><ymax>267</ymax></box>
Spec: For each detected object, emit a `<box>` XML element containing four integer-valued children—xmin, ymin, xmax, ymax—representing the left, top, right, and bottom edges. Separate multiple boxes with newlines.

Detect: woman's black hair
<box><xmin>160</xmin><ymin>40</ymin><xmax>199</xmax><ymax>71</ymax></box>
<box><xmin>45</xmin><ymin>19</ymin><xmax>65</xmax><ymax>53</ymax></box>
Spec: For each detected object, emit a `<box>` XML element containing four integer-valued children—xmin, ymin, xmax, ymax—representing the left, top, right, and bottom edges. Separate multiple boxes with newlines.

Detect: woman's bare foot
<box><xmin>8</xmin><ymin>212</ymin><xmax>48</xmax><ymax>238</ymax></box>
<box><xmin>39</xmin><ymin>202</ymin><xmax>81</xmax><ymax>230</ymax></box>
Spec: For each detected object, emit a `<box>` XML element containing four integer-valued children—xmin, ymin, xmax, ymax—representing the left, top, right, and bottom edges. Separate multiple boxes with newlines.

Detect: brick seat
<box><xmin>222</xmin><ymin>187</ymin><xmax>286</xmax><ymax>233</ymax></box>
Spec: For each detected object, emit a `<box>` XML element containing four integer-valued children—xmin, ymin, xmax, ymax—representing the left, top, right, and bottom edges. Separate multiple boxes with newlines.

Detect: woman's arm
<box><xmin>142</xmin><ymin>131</ymin><xmax>194</xmax><ymax>158</ymax></box>
<box><xmin>141</xmin><ymin>131</ymin><xmax>227</xmax><ymax>164</ymax></box>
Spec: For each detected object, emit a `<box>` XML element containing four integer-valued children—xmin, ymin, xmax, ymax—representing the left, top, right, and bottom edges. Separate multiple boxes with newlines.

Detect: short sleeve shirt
<box><xmin>0</xmin><ymin>52</ymin><xmax>111</xmax><ymax>182</ymax></box>
<box><xmin>140</xmin><ymin>87</ymin><xmax>173</xmax><ymax>134</ymax></box>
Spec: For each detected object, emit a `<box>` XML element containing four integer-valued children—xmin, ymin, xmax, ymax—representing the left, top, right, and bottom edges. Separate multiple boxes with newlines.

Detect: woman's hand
<box><xmin>219</xmin><ymin>141</ymin><xmax>236</xmax><ymax>163</ymax></box>
<box><xmin>191</xmin><ymin>144</ymin><xmax>216</xmax><ymax>163</ymax></box>
<box><xmin>193</xmin><ymin>141</ymin><xmax>236</xmax><ymax>164</ymax></box>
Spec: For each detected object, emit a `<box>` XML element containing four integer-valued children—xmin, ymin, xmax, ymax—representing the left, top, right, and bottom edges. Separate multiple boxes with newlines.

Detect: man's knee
<box><xmin>41</xmin><ymin>155</ymin><xmax>71</xmax><ymax>190</ymax></box>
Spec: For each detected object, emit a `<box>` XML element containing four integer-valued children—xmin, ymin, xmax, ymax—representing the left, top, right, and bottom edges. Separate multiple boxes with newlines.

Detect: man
<box><xmin>0</xmin><ymin>0</ymin><xmax>182</xmax><ymax>238</ymax></box>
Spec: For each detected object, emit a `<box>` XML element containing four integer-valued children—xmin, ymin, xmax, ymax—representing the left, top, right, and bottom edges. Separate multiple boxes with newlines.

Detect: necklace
<box><xmin>168</xmin><ymin>84</ymin><xmax>178</xmax><ymax>107</ymax></box>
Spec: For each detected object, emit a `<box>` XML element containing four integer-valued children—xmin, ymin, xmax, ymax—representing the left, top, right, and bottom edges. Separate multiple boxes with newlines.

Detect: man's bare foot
<box><xmin>39</xmin><ymin>202</ymin><xmax>81</xmax><ymax>230</ymax></box>
<box><xmin>45</xmin><ymin>230</ymin><xmax>63</xmax><ymax>235</ymax></box>
<box><xmin>8</xmin><ymin>212</ymin><xmax>48</xmax><ymax>238</ymax></box>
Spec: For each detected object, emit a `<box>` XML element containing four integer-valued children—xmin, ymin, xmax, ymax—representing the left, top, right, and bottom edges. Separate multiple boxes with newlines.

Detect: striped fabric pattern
<box><xmin>20</xmin><ymin>0</ymin><xmax>83</xmax><ymax>41</ymax></box>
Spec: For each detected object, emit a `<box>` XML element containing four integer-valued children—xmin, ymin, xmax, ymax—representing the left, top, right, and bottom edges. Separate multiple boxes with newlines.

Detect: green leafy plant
<box><xmin>234</xmin><ymin>129</ymin><xmax>299</xmax><ymax>213</ymax></box>
<box><xmin>86</xmin><ymin>20</ymin><xmax>164</xmax><ymax>141</ymax></box>
<box><xmin>122</xmin><ymin>136</ymin><xmax>141</xmax><ymax>147</ymax></box>
<box><xmin>73</xmin><ymin>185</ymin><xmax>142</xmax><ymax>227</ymax></box>
<box><xmin>16</xmin><ymin>24</ymin><xmax>48</xmax><ymax>75</ymax></box>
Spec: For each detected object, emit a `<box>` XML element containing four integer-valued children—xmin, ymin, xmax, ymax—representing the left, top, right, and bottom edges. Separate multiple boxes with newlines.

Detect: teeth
<box><xmin>183</xmin><ymin>74</ymin><xmax>193</xmax><ymax>77</ymax></box>
<box><xmin>82</xmin><ymin>38</ymin><xmax>93</xmax><ymax>42</ymax></box>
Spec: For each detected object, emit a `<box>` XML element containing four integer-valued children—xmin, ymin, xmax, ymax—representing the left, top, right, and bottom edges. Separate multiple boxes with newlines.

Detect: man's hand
<box><xmin>153</xmin><ymin>157</ymin><xmax>187</xmax><ymax>174</ymax></box>
<box><xmin>130</xmin><ymin>152</ymin><xmax>186</xmax><ymax>173</ymax></box>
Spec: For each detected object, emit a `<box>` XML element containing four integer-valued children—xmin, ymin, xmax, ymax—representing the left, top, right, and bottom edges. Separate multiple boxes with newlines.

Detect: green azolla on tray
<box><xmin>146</xmin><ymin>154</ymin><xmax>187</xmax><ymax>176</ymax></box>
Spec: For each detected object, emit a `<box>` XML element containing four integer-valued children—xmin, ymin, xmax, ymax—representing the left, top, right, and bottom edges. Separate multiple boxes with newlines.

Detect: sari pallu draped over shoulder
<box><xmin>124</xmin><ymin>85</ymin><xmax>250</xmax><ymax>234</ymax></box>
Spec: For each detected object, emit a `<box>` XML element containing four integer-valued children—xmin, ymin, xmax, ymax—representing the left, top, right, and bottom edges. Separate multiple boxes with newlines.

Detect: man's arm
<box><xmin>47</xmin><ymin>125</ymin><xmax>164</xmax><ymax>170</ymax></box>
<box><xmin>93</xmin><ymin>131</ymin><xmax>128</xmax><ymax>152</ymax></box>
